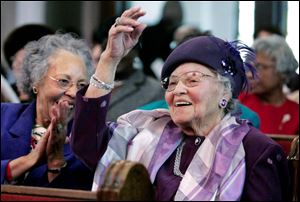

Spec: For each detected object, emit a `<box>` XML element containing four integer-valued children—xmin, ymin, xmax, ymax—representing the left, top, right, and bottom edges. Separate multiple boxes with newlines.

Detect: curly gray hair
<box><xmin>21</xmin><ymin>33</ymin><xmax>94</xmax><ymax>98</ymax></box>
<box><xmin>252</xmin><ymin>34</ymin><xmax>298</xmax><ymax>76</ymax></box>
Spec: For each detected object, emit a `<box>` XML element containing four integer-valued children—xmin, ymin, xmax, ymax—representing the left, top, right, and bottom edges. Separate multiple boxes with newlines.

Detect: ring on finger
<box><xmin>114</xmin><ymin>17</ymin><xmax>120</xmax><ymax>27</ymax></box>
<box><xmin>55</xmin><ymin>123</ymin><xmax>64</xmax><ymax>134</ymax></box>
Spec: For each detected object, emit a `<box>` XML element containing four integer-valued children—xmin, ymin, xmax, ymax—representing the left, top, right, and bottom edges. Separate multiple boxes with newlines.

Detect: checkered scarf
<box><xmin>92</xmin><ymin>109</ymin><xmax>249</xmax><ymax>200</ymax></box>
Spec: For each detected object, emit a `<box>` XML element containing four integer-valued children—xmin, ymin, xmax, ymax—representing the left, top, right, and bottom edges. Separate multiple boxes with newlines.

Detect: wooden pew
<box><xmin>287</xmin><ymin>136</ymin><xmax>299</xmax><ymax>201</ymax></box>
<box><xmin>1</xmin><ymin>185</ymin><xmax>97</xmax><ymax>201</ymax></box>
<box><xmin>1</xmin><ymin>161</ymin><xmax>154</xmax><ymax>201</ymax></box>
<box><xmin>267</xmin><ymin>134</ymin><xmax>299</xmax><ymax>201</ymax></box>
<box><xmin>266</xmin><ymin>134</ymin><xmax>298</xmax><ymax>141</ymax></box>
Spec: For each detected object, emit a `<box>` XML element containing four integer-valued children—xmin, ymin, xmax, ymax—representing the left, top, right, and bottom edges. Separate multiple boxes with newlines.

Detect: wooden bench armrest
<box><xmin>266</xmin><ymin>134</ymin><xmax>298</xmax><ymax>141</ymax></box>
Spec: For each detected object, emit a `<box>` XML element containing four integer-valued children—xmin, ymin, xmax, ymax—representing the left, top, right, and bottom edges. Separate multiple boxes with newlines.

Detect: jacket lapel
<box><xmin>8</xmin><ymin>102</ymin><xmax>36</xmax><ymax>154</ymax></box>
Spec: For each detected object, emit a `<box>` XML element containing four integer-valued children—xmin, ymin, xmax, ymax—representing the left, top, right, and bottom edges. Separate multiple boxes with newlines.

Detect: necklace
<box><xmin>173</xmin><ymin>141</ymin><xmax>186</xmax><ymax>178</ymax></box>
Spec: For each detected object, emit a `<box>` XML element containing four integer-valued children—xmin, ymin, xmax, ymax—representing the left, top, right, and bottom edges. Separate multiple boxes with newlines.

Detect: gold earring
<box><xmin>33</xmin><ymin>87</ymin><xmax>38</xmax><ymax>94</ymax></box>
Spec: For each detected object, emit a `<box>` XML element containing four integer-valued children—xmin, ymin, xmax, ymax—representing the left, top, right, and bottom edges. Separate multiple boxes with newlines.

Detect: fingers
<box><xmin>121</xmin><ymin>7</ymin><xmax>145</xmax><ymax>18</ymax></box>
<box><xmin>50</xmin><ymin>100</ymin><xmax>71</xmax><ymax>124</ymax></box>
<box><xmin>129</xmin><ymin>23</ymin><xmax>147</xmax><ymax>41</ymax></box>
<box><xmin>112</xmin><ymin>7</ymin><xmax>146</xmax><ymax>32</ymax></box>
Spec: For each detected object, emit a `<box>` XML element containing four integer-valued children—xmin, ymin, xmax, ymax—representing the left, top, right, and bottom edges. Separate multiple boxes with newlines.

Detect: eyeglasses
<box><xmin>255</xmin><ymin>63</ymin><xmax>275</xmax><ymax>72</ymax></box>
<box><xmin>48</xmin><ymin>75</ymin><xmax>87</xmax><ymax>90</ymax></box>
<box><xmin>163</xmin><ymin>71</ymin><xmax>214</xmax><ymax>92</ymax></box>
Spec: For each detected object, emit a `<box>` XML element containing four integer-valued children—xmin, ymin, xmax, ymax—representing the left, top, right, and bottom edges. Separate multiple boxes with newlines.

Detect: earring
<box><xmin>219</xmin><ymin>98</ymin><xmax>228</xmax><ymax>109</ymax></box>
<box><xmin>32</xmin><ymin>86</ymin><xmax>38</xmax><ymax>94</ymax></box>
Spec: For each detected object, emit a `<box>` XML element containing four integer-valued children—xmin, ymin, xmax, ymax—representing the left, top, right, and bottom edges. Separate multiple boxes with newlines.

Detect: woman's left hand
<box><xmin>104</xmin><ymin>7</ymin><xmax>147</xmax><ymax>62</ymax></box>
<box><xmin>45</xmin><ymin>101</ymin><xmax>70</xmax><ymax>166</ymax></box>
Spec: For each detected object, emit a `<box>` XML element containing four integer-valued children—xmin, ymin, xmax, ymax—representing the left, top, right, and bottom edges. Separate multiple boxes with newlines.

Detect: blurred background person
<box><xmin>1</xmin><ymin>33</ymin><xmax>94</xmax><ymax>190</ymax></box>
<box><xmin>285</xmin><ymin>71</ymin><xmax>299</xmax><ymax>104</ymax></box>
<box><xmin>139</xmin><ymin>1</ymin><xmax>183</xmax><ymax>79</ymax></box>
<box><xmin>91</xmin><ymin>16</ymin><xmax>165</xmax><ymax>121</ymax></box>
<box><xmin>253</xmin><ymin>25</ymin><xmax>299</xmax><ymax>109</ymax></box>
<box><xmin>91</xmin><ymin>17</ymin><xmax>117</xmax><ymax>69</ymax></box>
<box><xmin>253</xmin><ymin>25</ymin><xmax>285</xmax><ymax>39</ymax></box>
<box><xmin>170</xmin><ymin>24</ymin><xmax>212</xmax><ymax>50</ymax></box>
<box><xmin>239</xmin><ymin>34</ymin><xmax>299</xmax><ymax>154</ymax></box>
<box><xmin>3</xmin><ymin>24</ymin><xmax>55</xmax><ymax>103</ymax></box>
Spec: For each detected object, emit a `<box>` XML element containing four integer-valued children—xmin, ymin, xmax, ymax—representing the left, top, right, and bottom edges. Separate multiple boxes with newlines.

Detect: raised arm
<box><xmin>86</xmin><ymin>7</ymin><xmax>146</xmax><ymax>98</ymax></box>
<box><xmin>70</xmin><ymin>7</ymin><xmax>146</xmax><ymax>169</ymax></box>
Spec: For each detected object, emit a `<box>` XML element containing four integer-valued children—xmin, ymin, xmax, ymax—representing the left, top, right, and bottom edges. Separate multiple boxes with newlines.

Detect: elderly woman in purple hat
<box><xmin>57</xmin><ymin>7</ymin><xmax>289</xmax><ymax>200</ymax></box>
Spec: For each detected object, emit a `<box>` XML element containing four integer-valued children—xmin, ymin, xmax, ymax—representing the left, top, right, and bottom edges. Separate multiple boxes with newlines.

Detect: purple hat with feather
<box><xmin>161</xmin><ymin>36</ymin><xmax>256</xmax><ymax>98</ymax></box>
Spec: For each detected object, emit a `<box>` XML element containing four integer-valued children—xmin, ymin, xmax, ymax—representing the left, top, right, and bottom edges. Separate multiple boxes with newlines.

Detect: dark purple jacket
<box><xmin>71</xmin><ymin>88</ymin><xmax>290</xmax><ymax>200</ymax></box>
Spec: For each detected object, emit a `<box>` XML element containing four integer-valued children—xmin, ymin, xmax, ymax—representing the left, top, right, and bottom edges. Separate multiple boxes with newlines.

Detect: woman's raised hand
<box><xmin>104</xmin><ymin>7</ymin><xmax>146</xmax><ymax>61</ymax></box>
<box><xmin>87</xmin><ymin>7</ymin><xmax>146</xmax><ymax>98</ymax></box>
<box><xmin>45</xmin><ymin>101</ymin><xmax>70</xmax><ymax>164</ymax></box>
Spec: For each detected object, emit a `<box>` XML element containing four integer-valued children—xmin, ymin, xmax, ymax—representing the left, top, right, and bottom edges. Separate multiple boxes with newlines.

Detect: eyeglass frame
<box><xmin>255</xmin><ymin>62</ymin><xmax>276</xmax><ymax>72</ymax></box>
<box><xmin>48</xmin><ymin>75</ymin><xmax>87</xmax><ymax>90</ymax></box>
<box><xmin>163</xmin><ymin>71</ymin><xmax>215</xmax><ymax>92</ymax></box>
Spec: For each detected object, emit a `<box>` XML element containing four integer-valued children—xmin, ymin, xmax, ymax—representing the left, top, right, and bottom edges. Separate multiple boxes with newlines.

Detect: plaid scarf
<box><xmin>93</xmin><ymin>109</ymin><xmax>249</xmax><ymax>200</ymax></box>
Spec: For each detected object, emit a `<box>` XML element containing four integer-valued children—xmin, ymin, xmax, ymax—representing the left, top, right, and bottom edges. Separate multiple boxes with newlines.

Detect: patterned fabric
<box><xmin>175</xmin><ymin>115</ymin><xmax>248</xmax><ymax>201</ymax></box>
<box><xmin>93</xmin><ymin>109</ymin><xmax>250</xmax><ymax>200</ymax></box>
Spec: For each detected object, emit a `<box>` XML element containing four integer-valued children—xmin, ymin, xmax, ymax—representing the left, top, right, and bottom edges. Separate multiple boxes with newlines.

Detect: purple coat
<box><xmin>71</xmin><ymin>88</ymin><xmax>290</xmax><ymax>200</ymax></box>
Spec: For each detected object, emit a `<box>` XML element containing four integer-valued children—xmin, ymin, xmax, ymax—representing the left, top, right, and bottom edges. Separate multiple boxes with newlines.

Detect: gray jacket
<box><xmin>107</xmin><ymin>70</ymin><xmax>165</xmax><ymax>121</ymax></box>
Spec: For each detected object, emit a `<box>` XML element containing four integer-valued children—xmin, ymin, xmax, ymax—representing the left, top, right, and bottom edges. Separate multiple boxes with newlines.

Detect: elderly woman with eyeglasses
<box><xmin>66</xmin><ymin>7</ymin><xmax>289</xmax><ymax>200</ymax></box>
<box><xmin>1</xmin><ymin>33</ymin><xmax>94</xmax><ymax>189</ymax></box>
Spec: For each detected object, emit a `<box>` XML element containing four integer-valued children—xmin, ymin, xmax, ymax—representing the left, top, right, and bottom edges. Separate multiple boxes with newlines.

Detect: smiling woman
<box><xmin>68</xmin><ymin>7</ymin><xmax>290</xmax><ymax>201</ymax></box>
<box><xmin>1</xmin><ymin>33</ymin><xmax>94</xmax><ymax>190</ymax></box>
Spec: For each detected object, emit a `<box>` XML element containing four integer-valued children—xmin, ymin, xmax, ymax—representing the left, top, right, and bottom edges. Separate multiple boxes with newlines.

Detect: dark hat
<box><xmin>4</xmin><ymin>24</ymin><xmax>54</xmax><ymax>66</ymax></box>
<box><xmin>161</xmin><ymin>36</ymin><xmax>256</xmax><ymax>98</ymax></box>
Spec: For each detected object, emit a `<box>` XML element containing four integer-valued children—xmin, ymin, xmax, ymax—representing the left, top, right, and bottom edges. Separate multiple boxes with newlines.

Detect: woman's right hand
<box><xmin>88</xmin><ymin>7</ymin><xmax>146</xmax><ymax>98</ymax></box>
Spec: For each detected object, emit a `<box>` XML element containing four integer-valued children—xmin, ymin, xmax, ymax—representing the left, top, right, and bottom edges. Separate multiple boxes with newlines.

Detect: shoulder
<box><xmin>2</xmin><ymin>101</ymin><xmax>35</xmax><ymax>124</ymax></box>
<box><xmin>239</xmin><ymin>93</ymin><xmax>259</xmax><ymax>105</ymax></box>
<box><xmin>117</xmin><ymin>108</ymin><xmax>171</xmax><ymax>128</ymax></box>
<box><xmin>139</xmin><ymin>100</ymin><xmax>168</xmax><ymax>110</ymax></box>
<box><xmin>243</xmin><ymin>126</ymin><xmax>286</xmax><ymax>170</ymax></box>
<box><xmin>241</xmin><ymin>126</ymin><xmax>290</xmax><ymax>200</ymax></box>
<box><xmin>243</xmin><ymin>127</ymin><xmax>284</xmax><ymax>158</ymax></box>
<box><xmin>1</xmin><ymin>102</ymin><xmax>29</xmax><ymax>116</ymax></box>
<box><xmin>238</xmin><ymin>103</ymin><xmax>260</xmax><ymax>128</ymax></box>
<box><xmin>284</xmin><ymin>98</ymin><xmax>299</xmax><ymax>109</ymax></box>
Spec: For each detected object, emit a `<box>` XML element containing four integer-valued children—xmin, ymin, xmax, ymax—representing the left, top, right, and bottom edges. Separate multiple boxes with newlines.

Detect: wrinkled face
<box><xmin>35</xmin><ymin>49</ymin><xmax>88</xmax><ymax>124</ymax></box>
<box><xmin>249</xmin><ymin>52</ymin><xmax>282</xmax><ymax>94</ymax></box>
<box><xmin>165</xmin><ymin>63</ymin><xmax>225</xmax><ymax>130</ymax></box>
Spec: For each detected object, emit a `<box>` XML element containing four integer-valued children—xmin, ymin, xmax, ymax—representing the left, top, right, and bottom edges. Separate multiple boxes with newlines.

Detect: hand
<box><xmin>29</xmin><ymin>129</ymin><xmax>50</xmax><ymax>165</ymax></box>
<box><xmin>105</xmin><ymin>7</ymin><xmax>147</xmax><ymax>61</ymax></box>
<box><xmin>45</xmin><ymin>101</ymin><xmax>69</xmax><ymax>164</ymax></box>
<box><xmin>87</xmin><ymin>7</ymin><xmax>146</xmax><ymax>98</ymax></box>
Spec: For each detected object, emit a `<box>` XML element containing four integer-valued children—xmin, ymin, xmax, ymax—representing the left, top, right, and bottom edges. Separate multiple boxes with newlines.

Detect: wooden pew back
<box><xmin>1</xmin><ymin>161</ymin><xmax>154</xmax><ymax>201</ymax></box>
